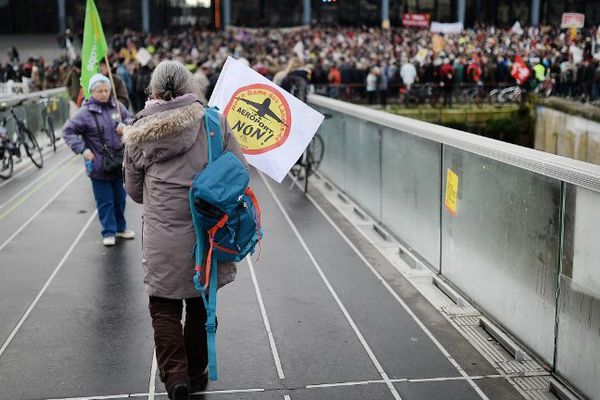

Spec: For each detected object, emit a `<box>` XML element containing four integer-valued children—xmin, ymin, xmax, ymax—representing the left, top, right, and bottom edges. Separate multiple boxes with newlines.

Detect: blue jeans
<box><xmin>91</xmin><ymin>176</ymin><xmax>127</xmax><ymax>238</ymax></box>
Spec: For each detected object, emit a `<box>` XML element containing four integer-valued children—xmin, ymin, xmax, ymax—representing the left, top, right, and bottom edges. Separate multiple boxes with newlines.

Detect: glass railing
<box><xmin>309</xmin><ymin>94</ymin><xmax>600</xmax><ymax>400</ymax></box>
<box><xmin>0</xmin><ymin>87</ymin><xmax>70</xmax><ymax>142</ymax></box>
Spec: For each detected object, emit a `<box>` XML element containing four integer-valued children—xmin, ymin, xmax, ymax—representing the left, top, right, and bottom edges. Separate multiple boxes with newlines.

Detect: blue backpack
<box><xmin>189</xmin><ymin>107</ymin><xmax>263</xmax><ymax>381</ymax></box>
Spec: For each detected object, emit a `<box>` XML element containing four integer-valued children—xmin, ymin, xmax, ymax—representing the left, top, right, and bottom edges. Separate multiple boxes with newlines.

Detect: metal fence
<box><xmin>309</xmin><ymin>94</ymin><xmax>600</xmax><ymax>400</ymax></box>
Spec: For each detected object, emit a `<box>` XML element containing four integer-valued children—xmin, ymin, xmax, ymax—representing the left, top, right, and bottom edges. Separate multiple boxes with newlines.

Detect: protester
<box><xmin>6</xmin><ymin>24</ymin><xmax>600</xmax><ymax>105</ymax></box>
<box><xmin>366</xmin><ymin>66</ymin><xmax>379</xmax><ymax>105</ymax></box>
<box><xmin>400</xmin><ymin>58</ymin><xmax>418</xmax><ymax>92</ymax></box>
<box><xmin>439</xmin><ymin>58</ymin><xmax>455</xmax><ymax>107</ymax></box>
<box><xmin>122</xmin><ymin>60</ymin><xmax>246</xmax><ymax>400</ymax></box>
<box><xmin>62</xmin><ymin>73</ymin><xmax>135</xmax><ymax>246</ymax></box>
<box><xmin>63</xmin><ymin>58</ymin><xmax>82</xmax><ymax>103</ymax></box>
<box><xmin>99</xmin><ymin>59</ymin><xmax>131</xmax><ymax>109</ymax></box>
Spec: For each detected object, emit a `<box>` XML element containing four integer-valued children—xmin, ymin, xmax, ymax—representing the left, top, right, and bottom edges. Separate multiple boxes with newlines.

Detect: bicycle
<box><xmin>37</xmin><ymin>96</ymin><xmax>59</xmax><ymax>152</ymax></box>
<box><xmin>0</xmin><ymin>126</ymin><xmax>15</xmax><ymax>179</ymax></box>
<box><xmin>290</xmin><ymin>132</ymin><xmax>325</xmax><ymax>193</ymax></box>
<box><xmin>0</xmin><ymin>100</ymin><xmax>43</xmax><ymax>169</ymax></box>
<box><xmin>489</xmin><ymin>85</ymin><xmax>523</xmax><ymax>103</ymax></box>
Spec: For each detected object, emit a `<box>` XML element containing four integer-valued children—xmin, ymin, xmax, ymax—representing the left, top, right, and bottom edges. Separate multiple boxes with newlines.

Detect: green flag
<box><xmin>80</xmin><ymin>0</ymin><xmax>109</xmax><ymax>99</ymax></box>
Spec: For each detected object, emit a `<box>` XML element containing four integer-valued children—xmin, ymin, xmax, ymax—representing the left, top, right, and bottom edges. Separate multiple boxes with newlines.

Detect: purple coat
<box><xmin>62</xmin><ymin>96</ymin><xmax>133</xmax><ymax>180</ymax></box>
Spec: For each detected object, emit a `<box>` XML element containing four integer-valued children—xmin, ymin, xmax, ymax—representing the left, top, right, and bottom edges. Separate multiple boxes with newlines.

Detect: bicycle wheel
<box><xmin>307</xmin><ymin>134</ymin><xmax>324</xmax><ymax>173</ymax></box>
<box><xmin>21</xmin><ymin>128</ymin><xmax>43</xmax><ymax>168</ymax></box>
<box><xmin>0</xmin><ymin>146</ymin><xmax>13</xmax><ymax>179</ymax></box>
<box><xmin>46</xmin><ymin>115</ymin><xmax>56</xmax><ymax>152</ymax></box>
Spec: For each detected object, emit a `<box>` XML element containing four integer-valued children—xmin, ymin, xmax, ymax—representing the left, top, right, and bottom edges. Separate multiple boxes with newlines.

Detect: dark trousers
<box><xmin>90</xmin><ymin>176</ymin><xmax>127</xmax><ymax>238</ymax></box>
<box><xmin>148</xmin><ymin>296</ymin><xmax>208</xmax><ymax>392</ymax></box>
<box><xmin>443</xmin><ymin>86</ymin><xmax>453</xmax><ymax>107</ymax></box>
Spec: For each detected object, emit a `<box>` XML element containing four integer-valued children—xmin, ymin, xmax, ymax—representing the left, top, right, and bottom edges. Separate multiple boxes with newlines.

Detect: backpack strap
<box><xmin>204</xmin><ymin>107</ymin><xmax>223</xmax><ymax>164</ymax></box>
<box><xmin>195</xmin><ymin>106</ymin><xmax>225</xmax><ymax>382</ymax></box>
<box><xmin>201</xmin><ymin>254</ymin><xmax>219</xmax><ymax>381</ymax></box>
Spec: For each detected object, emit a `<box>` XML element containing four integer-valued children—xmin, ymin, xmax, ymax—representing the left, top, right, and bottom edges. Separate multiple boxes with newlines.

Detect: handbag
<box><xmin>91</xmin><ymin>112</ymin><xmax>124</xmax><ymax>174</ymax></box>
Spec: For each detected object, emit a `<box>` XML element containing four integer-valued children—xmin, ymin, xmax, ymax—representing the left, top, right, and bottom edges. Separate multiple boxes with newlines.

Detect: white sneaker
<box><xmin>103</xmin><ymin>236</ymin><xmax>116</xmax><ymax>246</ymax></box>
<box><xmin>116</xmin><ymin>229</ymin><xmax>135</xmax><ymax>239</ymax></box>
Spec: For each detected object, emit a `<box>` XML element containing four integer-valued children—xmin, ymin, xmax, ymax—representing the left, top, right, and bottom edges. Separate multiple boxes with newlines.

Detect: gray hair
<box><xmin>149</xmin><ymin>60</ymin><xmax>201</xmax><ymax>101</ymax></box>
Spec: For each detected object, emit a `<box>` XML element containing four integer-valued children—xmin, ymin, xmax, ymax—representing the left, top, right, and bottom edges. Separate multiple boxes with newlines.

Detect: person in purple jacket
<box><xmin>63</xmin><ymin>73</ymin><xmax>135</xmax><ymax>246</ymax></box>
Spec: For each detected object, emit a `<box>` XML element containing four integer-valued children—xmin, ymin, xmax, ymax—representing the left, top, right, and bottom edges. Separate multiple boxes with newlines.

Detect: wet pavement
<box><xmin>0</xmin><ymin>144</ymin><xmax>524</xmax><ymax>400</ymax></box>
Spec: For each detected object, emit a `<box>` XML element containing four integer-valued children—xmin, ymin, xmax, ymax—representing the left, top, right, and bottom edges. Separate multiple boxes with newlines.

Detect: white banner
<box><xmin>430</xmin><ymin>21</ymin><xmax>463</xmax><ymax>34</ymax></box>
<box><xmin>209</xmin><ymin>57</ymin><xmax>324</xmax><ymax>183</ymax></box>
<box><xmin>561</xmin><ymin>12</ymin><xmax>585</xmax><ymax>29</ymax></box>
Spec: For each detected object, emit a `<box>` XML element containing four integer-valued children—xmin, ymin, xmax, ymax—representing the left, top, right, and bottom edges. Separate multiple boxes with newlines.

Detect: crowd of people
<box><xmin>3</xmin><ymin>24</ymin><xmax>600</xmax><ymax>108</ymax></box>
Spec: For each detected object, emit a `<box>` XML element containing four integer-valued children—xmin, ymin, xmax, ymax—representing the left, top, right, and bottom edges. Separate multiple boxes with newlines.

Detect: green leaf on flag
<box><xmin>80</xmin><ymin>0</ymin><xmax>109</xmax><ymax>99</ymax></box>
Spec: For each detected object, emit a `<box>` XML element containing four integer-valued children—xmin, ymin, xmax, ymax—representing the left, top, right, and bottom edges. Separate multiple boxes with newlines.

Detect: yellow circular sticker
<box><xmin>224</xmin><ymin>83</ymin><xmax>292</xmax><ymax>155</ymax></box>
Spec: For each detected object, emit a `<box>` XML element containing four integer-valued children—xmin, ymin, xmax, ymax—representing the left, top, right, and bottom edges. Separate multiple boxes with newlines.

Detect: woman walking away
<box><xmin>62</xmin><ymin>73</ymin><xmax>135</xmax><ymax>246</ymax></box>
<box><xmin>122</xmin><ymin>61</ymin><xmax>246</xmax><ymax>400</ymax></box>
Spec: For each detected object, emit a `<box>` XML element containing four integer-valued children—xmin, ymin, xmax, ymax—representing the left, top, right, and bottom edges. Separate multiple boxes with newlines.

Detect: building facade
<box><xmin>0</xmin><ymin>0</ymin><xmax>598</xmax><ymax>35</ymax></box>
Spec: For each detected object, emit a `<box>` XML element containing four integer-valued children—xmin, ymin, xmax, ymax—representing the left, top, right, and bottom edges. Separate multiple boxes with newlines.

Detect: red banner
<box><xmin>511</xmin><ymin>55</ymin><xmax>531</xmax><ymax>85</ymax></box>
<box><xmin>402</xmin><ymin>13</ymin><xmax>431</xmax><ymax>28</ymax></box>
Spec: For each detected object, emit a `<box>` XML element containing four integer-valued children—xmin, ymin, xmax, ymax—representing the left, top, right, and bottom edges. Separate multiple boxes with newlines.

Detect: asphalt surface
<box><xmin>0</xmin><ymin>147</ymin><xmax>524</xmax><ymax>400</ymax></box>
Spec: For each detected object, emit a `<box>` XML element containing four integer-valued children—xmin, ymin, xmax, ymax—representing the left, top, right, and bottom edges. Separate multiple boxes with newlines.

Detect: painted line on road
<box><xmin>45</xmin><ymin>388</ymin><xmax>266</xmax><ymax>400</ymax></box>
<box><xmin>0</xmin><ymin>169</ymin><xmax>84</xmax><ymax>253</ymax></box>
<box><xmin>40</xmin><ymin>370</ymin><xmax>549</xmax><ymax>400</ymax></box>
<box><xmin>247</xmin><ymin>256</ymin><xmax>285</xmax><ymax>379</ymax></box>
<box><xmin>148</xmin><ymin>349</ymin><xmax>158</xmax><ymax>400</ymax></box>
<box><xmin>0</xmin><ymin>140</ymin><xmax>67</xmax><ymax>190</ymax></box>
<box><xmin>259</xmin><ymin>172</ymin><xmax>403</xmax><ymax>400</ymax></box>
<box><xmin>0</xmin><ymin>210</ymin><xmax>97</xmax><ymax>359</ymax></box>
<box><xmin>286</xmin><ymin>174</ymin><xmax>491</xmax><ymax>400</ymax></box>
<box><xmin>0</xmin><ymin>152</ymin><xmax>76</xmax><ymax>216</ymax></box>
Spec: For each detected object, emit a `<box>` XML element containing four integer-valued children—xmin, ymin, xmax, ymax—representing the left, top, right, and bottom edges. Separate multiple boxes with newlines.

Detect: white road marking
<box><xmin>0</xmin><ymin>152</ymin><xmax>74</xmax><ymax>211</ymax></box>
<box><xmin>286</xmin><ymin>174</ymin><xmax>491</xmax><ymax>400</ymax></box>
<box><xmin>41</xmin><ymin>372</ymin><xmax>545</xmax><ymax>400</ymax></box>
<box><xmin>247</xmin><ymin>256</ymin><xmax>286</xmax><ymax>379</ymax></box>
<box><xmin>0</xmin><ymin>210</ymin><xmax>97</xmax><ymax>359</ymax></box>
<box><xmin>0</xmin><ymin>143</ymin><xmax>70</xmax><ymax>193</ymax></box>
<box><xmin>259</xmin><ymin>172</ymin><xmax>403</xmax><ymax>400</ymax></box>
<box><xmin>0</xmin><ymin>169</ymin><xmax>83</xmax><ymax>252</ymax></box>
<box><xmin>148</xmin><ymin>349</ymin><xmax>157</xmax><ymax>400</ymax></box>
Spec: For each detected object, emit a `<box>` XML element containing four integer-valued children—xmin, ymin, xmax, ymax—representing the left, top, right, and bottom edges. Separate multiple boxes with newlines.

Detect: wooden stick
<box><xmin>103</xmin><ymin>53</ymin><xmax>122</xmax><ymax>122</ymax></box>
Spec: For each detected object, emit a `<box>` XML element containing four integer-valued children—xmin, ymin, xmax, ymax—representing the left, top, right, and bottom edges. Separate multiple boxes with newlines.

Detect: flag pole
<box><xmin>103</xmin><ymin>54</ymin><xmax>122</xmax><ymax>121</ymax></box>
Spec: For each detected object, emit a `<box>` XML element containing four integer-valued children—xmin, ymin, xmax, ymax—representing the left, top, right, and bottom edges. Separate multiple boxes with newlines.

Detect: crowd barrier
<box><xmin>309</xmin><ymin>94</ymin><xmax>600</xmax><ymax>400</ymax></box>
<box><xmin>0</xmin><ymin>87</ymin><xmax>70</xmax><ymax>143</ymax></box>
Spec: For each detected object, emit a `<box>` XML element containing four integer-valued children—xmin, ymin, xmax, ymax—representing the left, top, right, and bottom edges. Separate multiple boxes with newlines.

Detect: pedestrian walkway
<box><xmin>0</xmin><ymin>144</ymin><xmax>528</xmax><ymax>400</ymax></box>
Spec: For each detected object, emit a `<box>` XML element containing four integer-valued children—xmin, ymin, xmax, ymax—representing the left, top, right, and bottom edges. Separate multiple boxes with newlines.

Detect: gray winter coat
<box><xmin>122</xmin><ymin>95</ymin><xmax>247</xmax><ymax>299</ymax></box>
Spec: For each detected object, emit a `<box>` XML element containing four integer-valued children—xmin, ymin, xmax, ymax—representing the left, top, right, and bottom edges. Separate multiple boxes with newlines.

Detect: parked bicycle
<box><xmin>37</xmin><ymin>96</ymin><xmax>59</xmax><ymax>152</ymax></box>
<box><xmin>0</xmin><ymin>126</ymin><xmax>15</xmax><ymax>179</ymax></box>
<box><xmin>489</xmin><ymin>86</ymin><xmax>523</xmax><ymax>103</ymax></box>
<box><xmin>0</xmin><ymin>100</ymin><xmax>43</xmax><ymax>170</ymax></box>
<box><xmin>291</xmin><ymin>132</ymin><xmax>325</xmax><ymax>193</ymax></box>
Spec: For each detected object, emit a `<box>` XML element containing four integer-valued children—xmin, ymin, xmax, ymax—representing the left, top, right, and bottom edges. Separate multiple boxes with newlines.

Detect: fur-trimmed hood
<box><xmin>123</xmin><ymin>96</ymin><xmax>204</xmax><ymax>164</ymax></box>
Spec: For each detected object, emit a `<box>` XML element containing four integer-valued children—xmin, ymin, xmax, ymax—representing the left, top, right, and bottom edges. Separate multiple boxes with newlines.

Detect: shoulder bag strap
<box><xmin>91</xmin><ymin>112</ymin><xmax>109</xmax><ymax>153</ymax></box>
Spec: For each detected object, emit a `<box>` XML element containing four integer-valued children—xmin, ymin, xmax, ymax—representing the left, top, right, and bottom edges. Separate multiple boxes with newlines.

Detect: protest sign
<box><xmin>136</xmin><ymin>48</ymin><xmax>152</xmax><ymax>66</ymax></box>
<box><xmin>209</xmin><ymin>57</ymin><xmax>325</xmax><ymax>183</ymax></box>
<box><xmin>561</xmin><ymin>13</ymin><xmax>585</xmax><ymax>29</ymax></box>
<box><xmin>402</xmin><ymin>13</ymin><xmax>430</xmax><ymax>28</ymax></box>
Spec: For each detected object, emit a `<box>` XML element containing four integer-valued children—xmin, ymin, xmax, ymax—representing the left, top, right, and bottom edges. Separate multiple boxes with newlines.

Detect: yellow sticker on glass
<box><xmin>445</xmin><ymin>168</ymin><xmax>459</xmax><ymax>216</ymax></box>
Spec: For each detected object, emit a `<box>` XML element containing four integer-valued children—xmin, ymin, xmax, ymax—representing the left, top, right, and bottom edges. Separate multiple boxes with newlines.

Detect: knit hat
<box><xmin>88</xmin><ymin>73</ymin><xmax>110</xmax><ymax>92</ymax></box>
